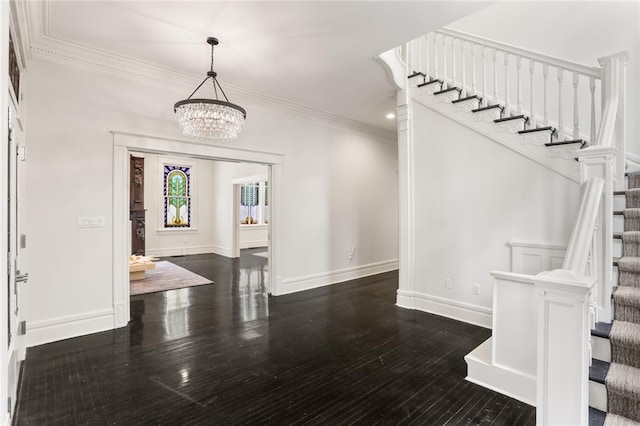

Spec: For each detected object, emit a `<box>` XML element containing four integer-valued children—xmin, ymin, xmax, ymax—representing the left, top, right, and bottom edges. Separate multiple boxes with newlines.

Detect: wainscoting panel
<box><xmin>508</xmin><ymin>240</ymin><xmax>566</xmax><ymax>275</ymax></box>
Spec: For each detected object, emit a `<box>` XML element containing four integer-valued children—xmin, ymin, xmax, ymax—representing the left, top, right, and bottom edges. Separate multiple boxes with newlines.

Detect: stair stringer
<box><xmin>411</xmin><ymin>90</ymin><xmax>580</xmax><ymax>184</ymax></box>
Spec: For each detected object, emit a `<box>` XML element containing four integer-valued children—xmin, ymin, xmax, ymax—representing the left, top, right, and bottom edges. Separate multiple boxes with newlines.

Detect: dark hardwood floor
<box><xmin>15</xmin><ymin>249</ymin><xmax>535</xmax><ymax>425</ymax></box>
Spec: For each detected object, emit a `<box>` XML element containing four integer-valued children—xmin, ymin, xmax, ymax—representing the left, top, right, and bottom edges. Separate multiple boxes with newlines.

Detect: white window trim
<box><xmin>159</xmin><ymin>156</ymin><xmax>196</xmax><ymax>231</ymax></box>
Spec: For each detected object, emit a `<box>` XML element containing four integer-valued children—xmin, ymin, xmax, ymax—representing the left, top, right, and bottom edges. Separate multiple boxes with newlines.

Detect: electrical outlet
<box><xmin>473</xmin><ymin>284</ymin><xmax>480</xmax><ymax>295</ymax></box>
<box><xmin>445</xmin><ymin>278</ymin><xmax>453</xmax><ymax>289</ymax></box>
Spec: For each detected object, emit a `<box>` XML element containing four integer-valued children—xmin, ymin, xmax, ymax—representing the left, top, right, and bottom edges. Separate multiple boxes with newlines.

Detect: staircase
<box><xmin>589</xmin><ymin>171</ymin><xmax>640</xmax><ymax>425</ymax></box>
<box><xmin>382</xmin><ymin>26</ymin><xmax>634</xmax><ymax>425</ymax></box>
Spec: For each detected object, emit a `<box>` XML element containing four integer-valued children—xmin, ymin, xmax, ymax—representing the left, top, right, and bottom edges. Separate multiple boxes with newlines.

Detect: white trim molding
<box><xmin>280</xmin><ymin>259</ymin><xmax>399</xmax><ymax>294</ymax></box>
<box><xmin>465</xmin><ymin>338</ymin><xmax>536</xmax><ymax>406</ymax></box>
<box><xmin>397</xmin><ymin>290</ymin><xmax>492</xmax><ymax>329</ymax></box>
<box><xmin>25</xmin><ymin>308</ymin><xmax>114</xmax><ymax>348</ymax></box>
<box><xmin>145</xmin><ymin>245</ymin><xmax>224</xmax><ymax>258</ymax></box>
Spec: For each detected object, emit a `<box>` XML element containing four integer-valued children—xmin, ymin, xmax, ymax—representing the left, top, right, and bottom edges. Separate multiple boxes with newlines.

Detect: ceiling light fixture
<box><xmin>386</xmin><ymin>113</ymin><xmax>396</xmax><ymax>120</ymax></box>
<box><xmin>174</xmin><ymin>37</ymin><xmax>246</xmax><ymax>140</ymax></box>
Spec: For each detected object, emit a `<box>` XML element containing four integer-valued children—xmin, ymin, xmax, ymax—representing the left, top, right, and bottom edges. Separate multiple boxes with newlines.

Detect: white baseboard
<box><xmin>145</xmin><ymin>245</ymin><xmax>230</xmax><ymax>258</ymax></box>
<box><xmin>26</xmin><ymin>308</ymin><xmax>114</xmax><ymax>348</ymax></box>
<box><xmin>279</xmin><ymin>259</ymin><xmax>399</xmax><ymax>294</ymax></box>
<box><xmin>465</xmin><ymin>338</ymin><xmax>536</xmax><ymax>406</ymax></box>
<box><xmin>239</xmin><ymin>240</ymin><xmax>268</xmax><ymax>249</ymax></box>
<box><xmin>397</xmin><ymin>290</ymin><xmax>492</xmax><ymax>329</ymax></box>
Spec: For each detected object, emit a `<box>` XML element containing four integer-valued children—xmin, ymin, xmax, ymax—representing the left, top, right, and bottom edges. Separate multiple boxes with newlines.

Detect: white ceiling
<box><xmin>26</xmin><ymin>1</ymin><xmax>490</xmax><ymax>132</ymax></box>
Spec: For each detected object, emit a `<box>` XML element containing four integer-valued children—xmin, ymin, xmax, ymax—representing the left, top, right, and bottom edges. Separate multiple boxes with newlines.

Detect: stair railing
<box><xmin>406</xmin><ymin>28</ymin><xmax>606</xmax><ymax>145</ymax></box>
<box><xmin>402</xmin><ymin>31</ymin><xmax>629</xmax><ymax>425</ymax></box>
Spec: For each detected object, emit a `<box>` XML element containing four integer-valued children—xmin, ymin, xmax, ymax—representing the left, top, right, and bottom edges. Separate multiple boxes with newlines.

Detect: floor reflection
<box><xmin>233</xmin><ymin>263</ymin><xmax>269</xmax><ymax>324</ymax></box>
<box><xmin>162</xmin><ymin>288</ymin><xmax>191</xmax><ymax>340</ymax></box>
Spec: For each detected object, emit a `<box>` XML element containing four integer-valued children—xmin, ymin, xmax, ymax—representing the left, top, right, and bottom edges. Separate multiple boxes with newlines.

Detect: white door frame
<box><xmin>112</xmin><ymin>131</ymin><xmax>284</xmax><ymax>328</ymax></box>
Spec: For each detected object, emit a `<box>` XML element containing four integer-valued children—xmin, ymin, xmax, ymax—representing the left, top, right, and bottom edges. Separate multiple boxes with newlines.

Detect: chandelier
<box><xmin>174</xmin><ymin>37</ymin><xmax>246</xmax><ymax>140</ymax></box>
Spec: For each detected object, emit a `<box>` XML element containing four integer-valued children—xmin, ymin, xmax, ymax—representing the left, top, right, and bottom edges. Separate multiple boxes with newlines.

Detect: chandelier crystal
<box><xmin>174</xmin><ymin>37</ymin><xmax>246</xmax><ymax>140</ymax></box>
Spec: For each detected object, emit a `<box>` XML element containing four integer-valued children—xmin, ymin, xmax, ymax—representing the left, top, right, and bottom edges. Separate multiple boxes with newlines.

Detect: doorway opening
<box><xmin>113</xmin><ymin>132</ymin><xmax>283</xmax><ymax>328</ymax></box>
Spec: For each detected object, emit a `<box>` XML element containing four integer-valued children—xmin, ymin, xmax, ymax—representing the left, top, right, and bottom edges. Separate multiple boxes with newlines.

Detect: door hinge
<box><xmin>7</xmin><ymin>255</ymin><xmax>11</xmax><ymax>276</ymax></box>
<box><xmin>20</xmin><ymin>234</ymin><xmax>26</xmax><ymax>249</ymax></box>
<box><xmin>7</xmin><ymin>397</ymin><xmax>11</xmax><ymax>414</ymax></box>
<box><xmin>17</xmin><ymin>146</ymin><xmax>26</xmax><ymax>162</ymax></box>
<box><xmin>18</xmin><ymin>321</ymin><xmax>26</xmax><ymax>336</ymax></box>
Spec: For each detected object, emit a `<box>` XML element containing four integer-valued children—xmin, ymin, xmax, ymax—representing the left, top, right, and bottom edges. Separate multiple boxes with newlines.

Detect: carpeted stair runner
<box><xmin>607</xmin><ymin>171</ymin><xmax>640</xmax><ymax>423</ymax></box>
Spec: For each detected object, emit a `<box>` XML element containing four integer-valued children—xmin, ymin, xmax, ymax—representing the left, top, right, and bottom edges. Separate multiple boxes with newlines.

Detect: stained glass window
<box><xmin>164</xmin><ymin>165</ymin><xmax>191</xmax><ymax>228</ymax></box>
<box><xmin>240</xmin><ymin>182</ymin><xmax>260</xmax><ymax>224</ymax></box>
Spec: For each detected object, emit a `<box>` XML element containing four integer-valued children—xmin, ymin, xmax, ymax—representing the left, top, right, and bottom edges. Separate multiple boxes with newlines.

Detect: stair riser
<box><xmin>614</xmin><ymin>239</ymin><xmax>623</xmax><ymax>258</ymax></box>
<box><xmin>614</xmin><ymin>215</ymin><xmax>624</xmax><ymax>233</ymax></box>
<box><xmin>590</xmin><ymin>380</ymin><xmax>608</xmax><ymax>412</ymax></box>
<box><xmin>614</xmin><ymin>304</ymin><xmax>640</xmax><ymax>323</ymax></box>
<box><xmin>614</xmin><ymin>195</ymin><xmax>626</xmax><ymax>211</ymax></box>
<box><xmin>592</xmin><ymin>335</ymin><xmax>611</xmax><ymax>363</ymax></box>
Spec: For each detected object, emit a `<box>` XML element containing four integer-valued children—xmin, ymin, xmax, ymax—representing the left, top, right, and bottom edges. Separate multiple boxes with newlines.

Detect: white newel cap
<box><xmin>576</xmin><ymin>145</ymin><xmax>617</xmax><ymax>161</ymax></box>
<box><xmin>533</xmin><ymin>269</ymin><xmax>596</xmax><ymax>295</ymax></box>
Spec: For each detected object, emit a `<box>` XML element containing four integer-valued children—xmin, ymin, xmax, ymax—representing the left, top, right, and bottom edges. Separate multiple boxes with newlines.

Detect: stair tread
<box><xmin>451</xmin><ymin>95</ymin><xmax>481</xmax><ymax>104</ymax></box>
<box><xmin>590</xmin><ymin>358</ymin><xmax>610</xmax><ymax>384</ymax></box>
<box><xmin>615</xmin><ymin>231</ymin><xmax>640</xmax><ymax>240</ymax></box>
<box><xmin>614</xmin><ymin>257</ymin><xmax>621</xmax><ymax>266</ymax></box>
<box><xmin>618</xmin><ymin>257</ymin><xmax>640</xmax><ymax>272</ymax></box>
<box><xmin>433</xmin><ymin>87</ymin><xmax>461</xmax><ymax>95</ymax></box>
<box><xmin>606</xmin><ymin>362</ymin><xmax>640</xmax><ymax>400</ymax></box>
<box><xmin>614</xmin><ymin>190</ymin><xmax>627</xmax><ymax>196</ymax></box>
<box><xmin>593</xmin><ymin>322</ymin><xmax>613</xmax><ymax>338</ymax></box>
<box><xmin>471</xmin><ymin>104</ymin><xmax>503</xmax><ymax>113</ymax></box>
<box><xmin>417</xmin><ymin>79</ymin><xmax>442</xmax><ymax>88</ymax></box>
<box><xmin>408</xmin><ymin>71</ymin><xmax>426</xmax><ymax>79</ymax></box>
<box><xmin>494</xmin><ymin>115</ymin><xmax>528</xmax><ymax>123</ymax></box>
<box><xmin>518</xmin><ymin>126</ymin><xmax>554</xmax><ymax>134</ymax></box>
<box><xmin>589</xmin><ymin>407</ymin><xmax>606</xmax><ymax>426</ymax></box>
<box><xmin>614</xmin><ymin>286</ymin><xmax>640</xmax><ymax>306</ymax></box>
<box><xmin>600</xmin><ymin>413</ymin><xmax>640</xmax><ymax>426</ymax></box>
<box><xmin>545</xmin><ymin>139</ymin><xmax>586</xmax><ymax>147</ymax></box>
<box><xmin>615</xmin><ymin>210</ymin><xmax>625</xmax><ymax>215</ymax></box>
<box><xmin>610</xmin><ymin>321</ymin><xmax>640</xmax><ymax>349</ymax></box>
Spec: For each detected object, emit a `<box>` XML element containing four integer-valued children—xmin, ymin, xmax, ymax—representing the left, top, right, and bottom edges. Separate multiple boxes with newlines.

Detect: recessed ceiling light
<box><xmin>386</xmin><ymin>113</ymin><xmax>396</xmax><ymax>120</ymax></box>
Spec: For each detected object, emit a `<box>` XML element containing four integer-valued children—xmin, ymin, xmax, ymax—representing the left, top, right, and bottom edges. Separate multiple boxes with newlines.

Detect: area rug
<box><xmin>252</xmin><ymin>251</ymin><xmax>268</xmax><ymax>258</ymax></box>
<box><xmin>130</xmin><ymin>261</ymin><xmax>213</xmax><ymax>296</ymax></box>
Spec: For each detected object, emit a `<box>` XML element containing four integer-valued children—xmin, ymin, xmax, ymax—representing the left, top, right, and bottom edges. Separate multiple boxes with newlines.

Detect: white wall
<box><xmin>402</xmin><ymin>102</ymin><xmax>579</xmax><ymax>327</ymax></box>
<box><xmin>23</xmin><ymin>58</ymin><xmax>399</xmax><ymax>346</ymax></box>
<box><xmin>448</xmin><ymin>1</ymin><xmax>640</xmax><ymax>157</ymax></box>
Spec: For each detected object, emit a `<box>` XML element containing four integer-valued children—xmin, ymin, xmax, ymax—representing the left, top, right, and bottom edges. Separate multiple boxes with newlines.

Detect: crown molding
<box><xmin>23</xmin><ymin>0</ymin><xmax>396</xmax><ymax>143</ymax></box>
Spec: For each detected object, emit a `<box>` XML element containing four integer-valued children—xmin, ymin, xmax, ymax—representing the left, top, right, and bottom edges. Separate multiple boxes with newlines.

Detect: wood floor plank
<box><xmin>15</xmin><ymin>249</ymin><xmax>535</xmax><ymax>425</ymax></box>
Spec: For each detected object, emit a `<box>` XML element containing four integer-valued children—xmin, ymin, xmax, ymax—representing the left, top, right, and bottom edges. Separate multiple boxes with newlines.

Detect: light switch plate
<box><xmin>77</xmin><ymin>216</ymin><xmax>105</xmax><ymax>228</ymax></box>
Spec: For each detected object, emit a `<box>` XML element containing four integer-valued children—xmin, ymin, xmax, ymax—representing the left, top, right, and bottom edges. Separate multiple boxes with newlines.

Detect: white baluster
<box><xmin>461</xmin><ymin>41</ymin><xmax>466</xmax><ymax>97</ymax></box>
<box><xmin>470</xmin><ymin>43</ymin><xmax>477</xmax><ymax>97</ymax></box>
<box><xmin>481</xmin><ymin>46</ymin><xmax>487</xmax><ymax>106</ymax></box>
<box><xmin>417</xmin><ymin>36</ymin><xmax>424</xmax><ymax>74</ymax></box>
<box><xmin>452</xmin><ymin>38</ymin><xmax>457</xmax><ymax>88</ymax></box>
<box><xmin>442</xmin><ymin>35</ymin><xmax>448</xmax><ymax>89</ymax></box>
<box><xmin>573</xmin><ymin>71</ymin><xmax>580</xmax><ymax>140</ymax></box>
<box><xmin>558</xmin><ymin>67</ymin><xmax>565</xmax><ymax>140</ymax></box>
<box><xmin>504</xmin><ymin>53</ymin><xmax>511</xmax><ymax>116</ymax></box>
<box><xmin>543</xmin><ymin>63</ymin><xmax>549</xmax><ymax>126</ymax></box>
<box><xmin>590</xmin><ymin>77</ymin><xmax>596</xmax><ymax>143</ymax></box>
<box><xmin>434</xmin><ymin>33</ymin><xmax>439</xmax><ymax>81</ymax></box>
<box><xmin>492</xmin><ymin>49</ymin><xmax>498</xmax><ymax>105</ymax></box>
<box><xmin>425</xmin><ymin>34</ymin><xmax>431</xmax><ymax>80</ymax></box>
<box><xmin>516</xmin><ymin>55</ymin><xmax>522</xmax><ymax>115</ymax></box>
<box><xmin>529</xmin><ymin>60</ymin><xmax>536</xmax><ymax>129</ymax></box>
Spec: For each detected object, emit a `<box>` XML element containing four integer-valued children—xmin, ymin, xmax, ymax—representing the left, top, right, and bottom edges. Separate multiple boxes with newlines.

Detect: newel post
<box><xmin>577</xmin><ymin>146</ymin><xmax>615</xmax><ymax>322</ymax></box>
<box><xmin>597</xmin><ymin>52</ymin><xmax>629</xmax><ymax>190</ymax></box>
<box><xmin>534</xmin><ymin>270</ymin><xmax>595</xmax><ymax>426</ymax></box>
